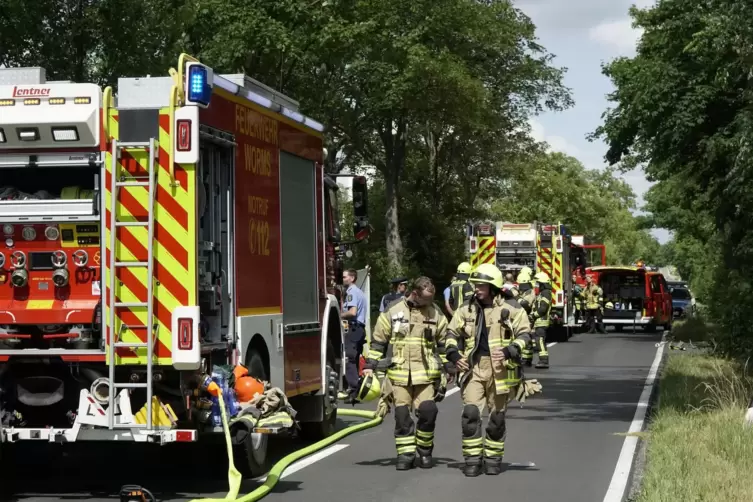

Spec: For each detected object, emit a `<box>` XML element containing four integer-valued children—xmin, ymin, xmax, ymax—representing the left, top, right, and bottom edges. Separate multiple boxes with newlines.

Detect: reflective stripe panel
<box><xmin>462</xmin><ymin>437</ymin><xmax>484</xmax><ymax>457</ymax></box>
<box><xmin>471</xmin><ymin>236</ymin><xmax>495</xmax><ymax>267</ymax></box>
<box><xmin>416</xmin><ymin>430</ymin><xmax>434</xmax><ymax>448</ymax></box>
<box><xmin>104</xmin><ymin>109</ymin><xmax>197</xmax><ymax>366</ymax></box>
<box><xmin>396</xmin><ymin>435</ymin><xmax>416</xmax><ymax>455</ymax></box>
<box><xmin>484</xmin><ymin>437</ymin><xmax>505</xmax><ymax>458</ymax></box>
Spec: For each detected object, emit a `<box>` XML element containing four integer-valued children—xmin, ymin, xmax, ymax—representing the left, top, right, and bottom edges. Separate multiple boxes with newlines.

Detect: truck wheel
<box><xmin>300</xmin><ymin>342</ymin><xmax>338</xmax><ymax>440</ymax></box>
<box><xmin>233</xmin><ymin>349</ymin><xmax>269</xmax><ymax>478</ymax></box>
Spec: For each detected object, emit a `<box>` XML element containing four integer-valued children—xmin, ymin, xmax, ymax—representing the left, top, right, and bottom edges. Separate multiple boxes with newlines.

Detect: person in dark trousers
<box><xmin>339</xmin><ymin>268</ymin><xmax>367</xmax><ymax>400</ymax></box>
<box><xmin>380</xmin><ymin>277</ymin><xmax>408</xmax><ymax>312</ymax></box>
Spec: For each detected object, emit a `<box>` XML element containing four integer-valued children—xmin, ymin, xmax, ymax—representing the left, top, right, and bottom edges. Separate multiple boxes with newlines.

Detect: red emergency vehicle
<box><xmin>0</xmin><ymin>54</ymin><xmax>368</xmax><ymax>476</ymax></box>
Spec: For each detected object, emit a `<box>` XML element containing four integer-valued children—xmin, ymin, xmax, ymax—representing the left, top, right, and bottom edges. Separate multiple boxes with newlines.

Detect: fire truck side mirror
<box><xmin>352</xmin><ymin>176</ymin><xmax>370</xmax><ymax>241</ymax></box>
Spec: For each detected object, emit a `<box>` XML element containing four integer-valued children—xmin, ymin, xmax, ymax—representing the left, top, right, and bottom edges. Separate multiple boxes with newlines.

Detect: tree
<box><xmin>194</xmin><ymin>0</ymin><xmax>572</xmax><ymax>268</ymax></box>
<box><xmin>593</xmin><ymin>0</ymin><xmax>753</xmax><ymax>351</ymax></box>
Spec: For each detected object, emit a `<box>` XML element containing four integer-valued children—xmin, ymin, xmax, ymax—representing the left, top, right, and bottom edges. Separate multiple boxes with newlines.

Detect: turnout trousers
<box><xmin>461</xmin><ymin>356</ymin><xmax>511</xmax><ymax>471</ymax></box>
<box><xmin>393</xmin><ymin>381</ymin><xmax>439</xmax><ymax>463</ymax></box>
<box><xmin>532</xmin><ymin>326</ymin><xmax>549</xmax><ymax>367</ymax></box>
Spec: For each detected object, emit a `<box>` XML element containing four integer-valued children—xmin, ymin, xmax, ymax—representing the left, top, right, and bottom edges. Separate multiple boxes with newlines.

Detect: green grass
<box><xmin>635</xmin><ymin>352</ymin><xmax>753</xmax><ymax>502</ymax></box>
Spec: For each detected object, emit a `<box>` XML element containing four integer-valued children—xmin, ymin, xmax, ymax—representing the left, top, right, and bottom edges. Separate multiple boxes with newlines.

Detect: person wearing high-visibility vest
<box><xmin>448</xmin><ymin>262</ymin><xmax>474</xmax><ymax>315</ymax></box>
<box><xmin>580</xmin><ymin>274</ymin><xmax>605</xmax><ymax>333</ymax></box>
<box><xmin>445</xmin><ymin>263</ymin><xmax>533</xmax><ymax>477</ymax></box>
<box><xmin>364</xmin><ymin>276</ymin><xmax>449</xmax><ymax>471</ymax></box>
<box><xmin>531</xmin><ymin>271</ymin><xmax>552</xmax><ymax>369</ymax></box>
<box><xmin>515</xmin><ymin>266</ymin><xmax>536</xmax><ymax>366</ymax></box>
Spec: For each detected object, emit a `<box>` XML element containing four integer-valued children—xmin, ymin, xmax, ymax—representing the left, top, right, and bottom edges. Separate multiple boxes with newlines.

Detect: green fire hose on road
<box><xmin>189</xmin><ymin>392</ymin><xmax>382</xmax><ymax>502</ymax></box>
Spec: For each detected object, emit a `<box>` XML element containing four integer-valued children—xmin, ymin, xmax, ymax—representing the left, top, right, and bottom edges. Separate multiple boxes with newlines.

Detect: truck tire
<box><xmin>233</xmin><ymin>349</ymin><xmax>269</xmax><ymax>478</ymax></box>
<box><xmin>299</xmin><ymin>342</ymin><xmax>338</xmax><ymax>440</ymax></box>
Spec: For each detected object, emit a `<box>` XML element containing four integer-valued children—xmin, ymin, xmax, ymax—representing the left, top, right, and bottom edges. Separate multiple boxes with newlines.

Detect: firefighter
<box><xmin>581</xmin><ymin>274</ymin><xmax>605</xmax><ymax>333</ymax></box>
<box><xmin>340</xmin><ymin>268</ymin><xmax>368</xmax><ymax>400</ymax></box>
<box><xmin>445</xmin><ymin>263</ymin><xmax>532</xmax><ymax>477</ymax></box>
<box><xmin>364</xmin><ymin>276</ymin><xmax>449</xmax><ymax>470</ymax></box>
<box><xmin>380</xmin><ymin>277</ymin><xmax>408</xmax><ymax>312</ymax></box>
<box><xmin>571</xmin><ymin>273</ymin><xmax>583</xmax><ymax>324</ymax></box>
<box><xmin>448</xmin><ymin>262</ymin><xmax>474</xmax><ymax>315</ymax></box>
<box><xmin>516</xmin><ymin>266</ymin><xmax>536</xmax><ymax>366</ymax></box>
<box><xmin>531</xmin><ymin>271</ymin><xmax>552</xmax><ymax>369</ymax></box>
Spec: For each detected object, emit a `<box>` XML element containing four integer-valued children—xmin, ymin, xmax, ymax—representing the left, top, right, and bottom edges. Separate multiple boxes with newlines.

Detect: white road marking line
<box><xmin>603</xmin><ymin>339</ymin><xmax>666</xmax><ymax>502</ymax></box>
<box><xmin>253</xmin><ymin>444</ymin><xmax>350</xmax><ymax>482</ymax></box>
<box><xmin>546</xmin><ymin>342</ymin><xmax>557</xmax><ymax>348</ymax></box>
<box><xmin>447</xmin><ymin>386</ymin><xmax>460</xmax><ymax>397</ymax></box>
<box><xmin>509</xmin><ymin>461</ymin><xmax>537</xmax><ymax>468</ymax></box>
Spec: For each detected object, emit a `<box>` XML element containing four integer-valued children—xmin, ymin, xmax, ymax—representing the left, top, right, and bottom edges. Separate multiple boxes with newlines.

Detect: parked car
<box><xmin>583</xmin><ymin>266</ymin><xmax>673</xmax><ymax>332</ymax></box>
<box><xmin>669</xmin><ymin>284</ymin><xmax>695</xmax><ymax>318</ymax></box>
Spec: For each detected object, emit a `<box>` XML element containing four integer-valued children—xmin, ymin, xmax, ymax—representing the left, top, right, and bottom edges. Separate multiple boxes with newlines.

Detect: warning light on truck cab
<box><xmin>0</xmin><ymin>128</ymin><xmax>5</xmax><ymax>143</ymax></box>
<box><xmin>185</xmin><ymin>63</ymin><xmax>213</xmax><ymax>108</ymax></box>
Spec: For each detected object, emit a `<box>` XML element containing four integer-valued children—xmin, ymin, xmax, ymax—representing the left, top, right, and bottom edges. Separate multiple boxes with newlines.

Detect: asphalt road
<box><xmin>0</xmin><ymin>329</ymin><xmax>663</xmax><ymax>502</ymax></box>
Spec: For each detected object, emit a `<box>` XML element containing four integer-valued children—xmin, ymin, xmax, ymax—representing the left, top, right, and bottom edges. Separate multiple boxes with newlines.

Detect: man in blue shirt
<box><xmin>380</xmin><ymin>277</ymin><xmax>408</xmax><ymax>312</ymax></box>
<box><xmin>340</xmin><ymin>268</ymin><xmax>367</xmax><ymax>400</ymax></box>
<box><xmin>443</xmin><ymin>284</ymin><xmax>453</xmax><ymax>316</ymax></box>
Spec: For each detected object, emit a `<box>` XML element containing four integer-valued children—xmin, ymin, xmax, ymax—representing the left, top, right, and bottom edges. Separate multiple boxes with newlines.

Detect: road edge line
<box><xmin>602</xmin><ymin>337</ymin><xmax>667</xmax><ymax>502</ymax></box>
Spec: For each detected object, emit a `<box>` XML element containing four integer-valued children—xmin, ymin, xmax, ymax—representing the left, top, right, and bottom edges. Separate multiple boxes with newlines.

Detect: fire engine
<box><xmin>0</xmin><ymin>54</ymin><xmax>369</xmax><ymax>477</ymax></box>
<box><xmin>467</xmin><ymin>221</ymin><xmax>593</xmax><ymax>341</ymax></box>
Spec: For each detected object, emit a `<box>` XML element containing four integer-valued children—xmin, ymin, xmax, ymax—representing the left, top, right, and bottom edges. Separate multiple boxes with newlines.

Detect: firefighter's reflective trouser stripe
<box><xmin>461</xmin><ymin>356</ymin><xmax>511</xmax><ymax>468</ymax></box>
<box><xmin>393</xmin><ymin>383</ymin><xmax>438</xmax><ymax>459</ymax></box>
<box><xmin>533</xmin><ymin>327</ymin><xmax>548</xmax><ymax>356</ymax></box>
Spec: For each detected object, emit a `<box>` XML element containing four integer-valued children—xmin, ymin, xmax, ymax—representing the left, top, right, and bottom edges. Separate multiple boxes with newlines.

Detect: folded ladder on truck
<box><xmin>108</xmin><ymin>138</ymin><xmax>159</xmax><ymax>432</ymax></box>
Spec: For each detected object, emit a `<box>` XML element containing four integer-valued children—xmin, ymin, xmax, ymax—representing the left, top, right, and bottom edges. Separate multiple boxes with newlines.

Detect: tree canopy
<box><xmin>595</xmin><ymin>0</ymin><xmax>753</xmax><ymax>352</ymax></box>
<box><xmin>0</xmin><ymin>0</ymin><xmax>662</xmax><ymax>313</ymax></box>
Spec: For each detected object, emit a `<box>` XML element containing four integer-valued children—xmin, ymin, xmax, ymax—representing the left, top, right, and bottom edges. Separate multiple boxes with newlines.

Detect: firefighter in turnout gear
<box><xmin>581</xmin><ymin>274</ymin><xmax>605</xmax><ymax>333</ymax></box>
<box><xmin>531</xmin><ymin>272</ymin><xmax>552</xmax><ymax>369</ymax></box>
<box><xmin>445</xmin><ymin>263</ymin><xmax>533</xmax><ymax>477</ymax></box>
<box><xmin>448</xmin><ymin>262</ymin><xmax>474</xmax><ymax>315</ymax></box>
<box><xmin>364</xmin><ymin>277</ymin><xmax>449</xmax><ymax>470</ymax></box>
<box><xmin>515</xmin><ymin>267</ymin><xmax>536</xmax><ymax>366</ymax></box>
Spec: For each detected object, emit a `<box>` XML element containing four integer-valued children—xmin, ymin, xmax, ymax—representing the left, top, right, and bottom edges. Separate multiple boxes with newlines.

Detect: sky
<box><xmin>516</xmin><ymin>0</ymin><xmax>670</xmax><ymax>242</ymax></box>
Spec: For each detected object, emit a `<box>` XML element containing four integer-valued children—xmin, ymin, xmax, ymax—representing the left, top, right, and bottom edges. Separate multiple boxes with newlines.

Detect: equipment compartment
<box><xmin>0</xmin><ymin>165</ymin><xmax>100</xmax><ymax>221</ymax></box>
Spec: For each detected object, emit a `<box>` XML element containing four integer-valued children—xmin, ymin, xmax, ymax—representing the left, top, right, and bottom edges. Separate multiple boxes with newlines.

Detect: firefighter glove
<box><xmin>515</xmin><ymin>379</ymin><xmax>543</xmax><ymax>404</ymax></box>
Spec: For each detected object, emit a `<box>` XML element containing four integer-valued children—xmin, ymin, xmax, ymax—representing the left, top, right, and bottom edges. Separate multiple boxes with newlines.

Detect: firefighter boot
<box><xmin>464</xmin><ymin>462</ymin><xmax>483</xmax><ymax>477</ymax></box>
<box><xmin>416</xmin><ymin>401</ymin><xmax>438</xmax><ymax>469</ymax></box>
<box><xmin>394</xmin><ymin>406</ymin><xmax>416</xmax><ymax>471</ymax></box>
<box><xmin>535</xmin><ymin>355</ymin><xmax>549</xmax><ymax>369</ymax></box>
<box><xmin>396</xmin><ymin>454</ymin><xmax>416</xmax><ymax>471</ymax></box>
<box><xmin>535</xmin><ymin>333</ymin><xmax>549</xmax><ymax>369</ymax></box>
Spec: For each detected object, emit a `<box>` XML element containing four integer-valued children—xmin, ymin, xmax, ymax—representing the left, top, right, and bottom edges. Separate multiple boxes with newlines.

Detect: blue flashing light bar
<box><xmin>186</xmin><ymin>63</ymin><xmax>213</xmax><ymax>108</ymax></box>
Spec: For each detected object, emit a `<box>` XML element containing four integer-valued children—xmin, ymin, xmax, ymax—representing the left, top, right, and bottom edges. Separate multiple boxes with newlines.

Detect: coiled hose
<box><xmin>190</xmin><ymin>392</ymin><xmax>382</xmax><ymax>502</ymax></box>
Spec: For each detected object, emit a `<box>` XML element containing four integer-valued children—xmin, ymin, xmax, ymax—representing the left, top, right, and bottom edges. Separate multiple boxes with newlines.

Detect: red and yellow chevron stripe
<box><xmin>103</xmin><ymin>109</ymin><xmax>197</xmax><ymax>365</ymax></box>
<box><xmin>471</xmin><ymin>236</ymin><xmax>496</xmax><ymax>268</ymax></box>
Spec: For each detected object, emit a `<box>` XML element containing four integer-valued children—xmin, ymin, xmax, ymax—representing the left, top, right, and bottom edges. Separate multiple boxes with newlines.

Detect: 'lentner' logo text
<box><xmin>12</xmin><ymin>87</ymin><xmax>51</xmax><ymax>97</ymax></box>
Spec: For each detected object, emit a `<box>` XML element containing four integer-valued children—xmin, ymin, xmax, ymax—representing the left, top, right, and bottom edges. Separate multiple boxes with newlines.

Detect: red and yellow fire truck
<box><xmin>0</xmin><ymin>54</ymin><xmax>368</xmax><ymax>476</ymax></box>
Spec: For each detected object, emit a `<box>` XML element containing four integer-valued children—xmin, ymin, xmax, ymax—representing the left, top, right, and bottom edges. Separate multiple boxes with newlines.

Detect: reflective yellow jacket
<box><xmin>445</xmin><ymin>296</ymin><xmax>531</xmax><ymax>394</ymax></box>
<box><xmin>580</xmin><ymin>284</ymin><xmax>603</xmax><ymax>309</ymax></box>
<box><xmin>365</xmin><ymin>298</ymin><xmax>449</xmax><ymax>386</ymax></box>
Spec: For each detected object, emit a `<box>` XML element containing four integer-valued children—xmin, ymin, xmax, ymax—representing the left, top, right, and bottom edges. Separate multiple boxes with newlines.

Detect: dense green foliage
<box><xmin>595</xmin><ymin>0</ymin><xmax>753</xmax><ymax>353</ymax></box>
<box><xmin>0</xmin><ymin>0</ymin><xmax>661</xmax><ymax>306</ymax></box>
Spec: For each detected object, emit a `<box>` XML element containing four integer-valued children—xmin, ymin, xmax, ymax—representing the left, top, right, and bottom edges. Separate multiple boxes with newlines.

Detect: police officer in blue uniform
<box><xmin>380</xmin><ymin>277</ymin><xmax>408</xmax><ymax>312</ymax></box>
<box><xmin>340</xmin><ymin>268</ymin><xmax>367</xmax><ymax>400</ymax></box>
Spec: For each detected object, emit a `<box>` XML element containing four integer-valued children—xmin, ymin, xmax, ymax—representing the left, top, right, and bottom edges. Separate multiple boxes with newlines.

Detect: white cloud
<box><xmin>529</xmin><ymin>119</ymin><xmax>581</xmax><ymax>157</ymax></box>
<box><xmin>589</xmin><ymin>19</ymin><xmax>643</xmax><ymax>55</ymax></box>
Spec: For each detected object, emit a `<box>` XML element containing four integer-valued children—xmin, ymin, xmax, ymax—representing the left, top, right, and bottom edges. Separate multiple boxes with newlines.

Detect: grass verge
<box><xmin>635</xmin><ymin>350</ymin><xmax>753</xmax><ymax>502</ymax></box>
